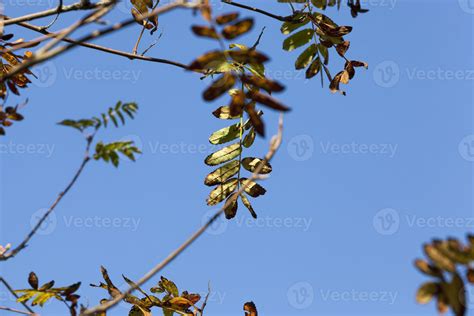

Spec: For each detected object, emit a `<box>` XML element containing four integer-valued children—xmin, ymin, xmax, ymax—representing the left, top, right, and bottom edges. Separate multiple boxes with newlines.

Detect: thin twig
<box><xmin>39</xmin><ymin>0</ymin><xmax>63</xmax><ymax>31</ymax></box>
<box><xmin>2</xmin><ymin>0</ymin><xmax>198</xmax><ymax>82</ymax></box>
<box><xmin>3</xmin><ymin>19</ymin><xmax>194</xmax><ymax>71</ymax></box>
<box><xmin>0</xmin><ymin>277</ymin><xmax>36</xmax><ymax>314</ymax></box>
<box><xmin>0</xmin><ymin>306</ymin><xmax>35</xmax><ymax>315</ymax></box>
<box><xmin>2</xmin><ymin>0</ymin><xmax>108</xmax><ymax>25</ymax></box>
<box><xmin>221</xmin><ymin>0</ymin><xmax>292</xmax><ymax>21</ymax></box>
<box><xmin>0</xmin><ymin>135</ymin><xmax>94</xmax><ymax>261</ymax></box>
<box><xmin>132</xmin><ymin>27</ymin><xmax>146</xmax><ymax>55</ymax></box>
<box><xmin>80</xmin><ymin>114</ymin><xmax>284</xmax><ymax>316</ymax></box>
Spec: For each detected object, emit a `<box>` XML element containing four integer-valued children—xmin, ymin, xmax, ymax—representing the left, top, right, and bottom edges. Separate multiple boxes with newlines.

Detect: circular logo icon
<box><xmin>202</xmin><ymin>208</ymin><xmax>227</xmax><ymax>235</ymax></box>
<box><xmin>287</xmin><ymin>135</ymin><xmax>314</xmax><ymax>162</ymax></box>
<box><xmin>458</xmin><ymin>0</ymin><xmax>474</xmax><ymax>14</ymax></box>
<box><xmin>287</xmin><ymin>281</ymin><xmax>314</xmax><ymax>309</ymax></box>
<box><xmin>373</xmin><ymin>61</ymin><xmax>400</xmax><ymax>88</ymax></box>
<box><xmin>32</xmin><ymin>61</ymin><xmax>57</xmax><ymax>88</ymax></box>
<box><xmin>458</xmin><ymin>134</ymin><xmax>474</xmax><ymax>162</ymax></box>
<box><xmin>373</xmin><ymin>208</ymin><xmax>400</xmax><ymax>235</ymax></box>
<box><xmin>30</xmin><ymin>208</ymin><xmax>57</xmax><ymax>235</ymax></box>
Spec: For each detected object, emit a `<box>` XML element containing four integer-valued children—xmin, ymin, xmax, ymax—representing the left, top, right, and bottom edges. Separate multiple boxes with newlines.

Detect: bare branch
<box><xmin>80</xmin><ymin>114</ymin><xmax>284</xmax><ymax>316</ymax></box>
<box><xmin>221</xmin><ymin>0</ymin><xmax>292</xmax><ymax>21</ymax></box>
<box><xmin>3</xmin><ymin>19</ymin><xmax>194</xmax><ymax>71</ymax></box>
<box><xmin>1</xmin><ymin>0</ymin><xmax>199</xmax><ymax>82</ymax></box>
<box><xmin>0</xmin><ymin>277</ymin><xmax>37</xmax><ymax>314</ymax></box>
<box><xmin>0</xmin><ymin>135</ymin><xmax>94</xmax><ymax>261</ymax></box>
<box><xmin>2</xmin><ymin>0</ymin><xmax>109</xmax><ymax>25</ymax></box>
<box><xmin>0</xmin><ymin>306</ymin><xmax>36</xmax><ymax>315</ymax></box>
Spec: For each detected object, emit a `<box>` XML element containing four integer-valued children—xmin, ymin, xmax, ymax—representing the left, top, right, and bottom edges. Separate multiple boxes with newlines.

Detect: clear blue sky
<box><xmin>1</xmin><ymin>0</ymin><xmax>473</xmax><ymax>315</ymax></box>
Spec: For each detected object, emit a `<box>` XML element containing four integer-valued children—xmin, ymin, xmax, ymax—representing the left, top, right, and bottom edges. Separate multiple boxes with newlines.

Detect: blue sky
<box><xmin>1</xmin><ymin>0</ymin><xmax>473</xmax><ymax>315</ymax></box>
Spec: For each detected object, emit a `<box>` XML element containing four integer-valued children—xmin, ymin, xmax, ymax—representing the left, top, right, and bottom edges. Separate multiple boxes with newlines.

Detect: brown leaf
<box><xmin>240</xmin><ymin>75</ymin><xmax>285</xmax><ymax>93</ymax></box>
<box><xmin>245</xmin><ymin>103</ymin><xmax>264</xmax><ymax>136</ymax></box>
<box><xmin>247</xmin><ymin>90</ymin><xmax>290</xmax><ymax>112</ymax></box>
<box><xmin>191</xmin><ymin>25</ymin><xmax>219</xmax><ymax>39</ymax></box>
<box><xmin>222</xmin><ymin>18</ymin><xmax>254</xmax><ymax>40</ymax></box>
<box><xmin>215</xmin><ymin>12</ymin><xmax>239</xmax><ymax>25</ymax></box>
<box><xmin>336</xmin><ymin>41</ymin><xmax>350</xmax><ymax>57</ymax></box>
<box><xmin>203</xmin><ymin>73</ymin><xmax>236</xmax><ymax>101</ymax></box>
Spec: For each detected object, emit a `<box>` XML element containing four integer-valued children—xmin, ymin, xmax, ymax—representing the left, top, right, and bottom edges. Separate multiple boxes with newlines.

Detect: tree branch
<box><xmin>0</xmin><ymin>306</ymin><xmax>35</xmax><ymax>315</ymax></box>
<box><xmin>0</xmin><ymin>135</ymin><xmax>94</xmax><ymax>261</ymax></box>
<box><xmin>1</xmin><ymin>0</ymin><xmax>108</xmax><ymax>25</ymax></box>
<box><xmin>3</xmin><ymin>19</ymin><xmax>194</xmax><ymax>71</ymax></box>
<box><xmin>221</xmin><ymin>0</ymin><xmax>292</xmax><ymax>21</ymax></box>
<box><xmin>1</xmin><ymin>0</ymin><xmax>198</xmax><ymax>82</ymax></box>
<box><xmin>80</xmin><ymin>114</ymin><xmax>284</xmax><ymax>316</ymax></box>
<box><xmin>0</xmin><ymin>277</ymin><xmax>37</xmax><ymax>314</ymax></box>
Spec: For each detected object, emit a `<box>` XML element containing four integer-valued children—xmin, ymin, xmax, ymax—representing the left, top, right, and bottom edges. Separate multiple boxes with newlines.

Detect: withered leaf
<box><xmin>191</xmin><ymin>25</ymin><xmax>219</xmax><ymax>39</ymax></box>
<box><xmin>203</xmin><ymin>73</ymin><xmax>236</xmax><ymax>101</ymax></box>
<box><xmin>222</xmin><ymin>18</ymin><xmax>254</xmax><ymax>40</ymax></box>
<box><xmin>215</xmin><ymin>12</ymin><xmax>239</xmax><ymax>25</ymax></box>
<box><xmin>241</xmin><ymin>157</ymin><xmax>272</xmax><ymax>174</ymax></box>
<box><xmin>245</xmin><ymin>103</ymin><xmax>264</xmax><ymax>136</ymax></box>
<box><xmin>247</xmin><ymin>90</ymin><xmax>290</xmax><ymax>112</ymax></box>
<box><xmin>240</xmin><ymin>178</ymin><xmax>266</xmax><ymax>197</ymax></box>
<box><xmin>240</xmin><ymin>75</ymin><xmax>285</xmax><ymax>93</ymax></box>
<box><xmin>224</xmin><ymin>193</ymin><xmax>239</xmax><ymax>219</ymax></box>
<box><xmin>205</xmin><ymin>143</ymin><xmax>241</xmax><ymax>166</ymax></box>
<box><xmin>240</xmin><ymin>194</ymin><xmax>257</xmax><ymax>219</ymax></box>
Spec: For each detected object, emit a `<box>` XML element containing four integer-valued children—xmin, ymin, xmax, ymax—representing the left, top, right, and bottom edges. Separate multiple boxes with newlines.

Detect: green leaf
<box><xmin>204</xmin><ymin>143</ymin><xmax>242</xmax><ymax>166</ymax></box>
<box><xmin>283</xmin><ymin>29</ymin><xmax>314</xmax><ymax>52</ymax></box>
<box><xmin>204</xmin><ymin>160</ymin><xmax>240</xmax><ymax>186</ymax></box>
<box><xmin>280</xmin><ymin>14</ymin><xmax>310</xmax><ymax>35</ymax></box>
<box><xmin>209</xmin><ymin>122</ymin><xmax>243</xmax><ymax>145</ymax></box>
<box><xmin>207</xmin><ymin>178</ymin><xmax>239</xmax><ymax>206</ymax></box>
<box><xmin>243</xmin><ymin>128</ymin><xmax>255</xmax><ymax>148</ymax></box>
<box><xmin>295</xmin><ymin>44</ymin><xmax>317</xmax><ymax>70</ymax></box>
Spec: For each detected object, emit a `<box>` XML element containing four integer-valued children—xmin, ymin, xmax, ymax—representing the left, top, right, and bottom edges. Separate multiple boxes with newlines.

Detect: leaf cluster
<box><xmin>414</xmin><ymin>235</ymin><xmax>474</xmax><ymax>316</ymax></box>
<box><xmin>90</xmin><ymin>266</ymin><xmax>202</xmax><ymax>316</ymax></box>
<box><xmin>15</xmin><ymin>272</ymin><xmax>81</xmax><ymax>315</ymax></box>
